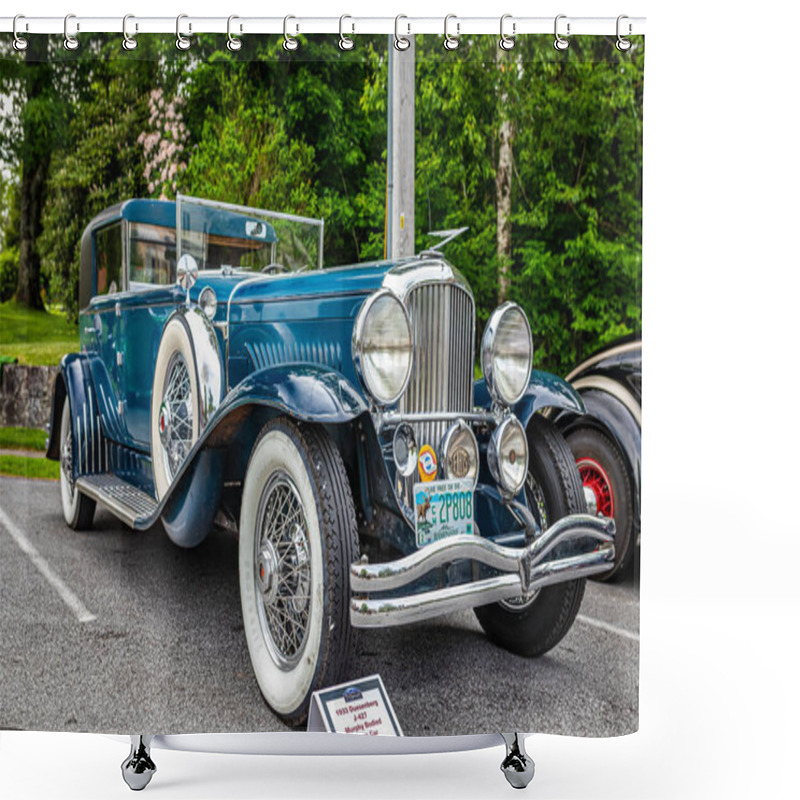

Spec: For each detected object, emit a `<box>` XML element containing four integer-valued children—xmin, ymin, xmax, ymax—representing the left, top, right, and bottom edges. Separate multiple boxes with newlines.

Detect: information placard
<box><xmin>307</xmin><ymin>674</ymin><xmax>403</xmax><ymax>736</ymax></box>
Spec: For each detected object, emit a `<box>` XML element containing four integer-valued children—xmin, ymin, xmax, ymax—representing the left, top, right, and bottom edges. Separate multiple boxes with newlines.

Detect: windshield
<box><xmin>176</xmin><ymin>194</ymin><xmax>324</xmax><ymax>273</ymax></box>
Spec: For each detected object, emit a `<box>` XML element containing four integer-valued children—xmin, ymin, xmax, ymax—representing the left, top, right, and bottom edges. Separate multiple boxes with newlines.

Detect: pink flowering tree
<box><xmin>137</xmin><ymin>88</ymin><xmax>188</xmax><ymax>200</ymax></box>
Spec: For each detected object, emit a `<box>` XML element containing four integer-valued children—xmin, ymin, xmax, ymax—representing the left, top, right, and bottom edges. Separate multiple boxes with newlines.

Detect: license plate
<box><xmin>414</xmin><ymin>479</ymin><xmax>474</xmax><ymax>548</ymax></box>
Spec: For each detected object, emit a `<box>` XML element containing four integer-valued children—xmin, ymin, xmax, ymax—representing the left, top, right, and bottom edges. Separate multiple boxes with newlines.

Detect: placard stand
<box><xmin>119</xmin><ymin>731</ymin><xmax>534</xmax><ymax>791</ymax></box>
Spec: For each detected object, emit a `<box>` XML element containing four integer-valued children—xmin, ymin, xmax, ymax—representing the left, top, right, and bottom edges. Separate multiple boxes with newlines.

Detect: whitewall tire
<box><xmin>59</xmin><ymin>397</ymin><xmax>96</xmax><ymax>530</ymax></box>
<box><xmin>239</xmin><ymin>418</ymin><xmax>358</xmax><ymax>725</ymax></box>
<box><xmin>150</xmin><ymin>316</ymin><xmax>200</xmax><ymax>500</ymax></box>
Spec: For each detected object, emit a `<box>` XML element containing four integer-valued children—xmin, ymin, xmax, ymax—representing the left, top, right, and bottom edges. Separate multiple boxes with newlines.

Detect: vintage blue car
<box><xmin>46</xmin><ymin>195</ymin><xmax>615</xmax><ymax>724</ymax></box>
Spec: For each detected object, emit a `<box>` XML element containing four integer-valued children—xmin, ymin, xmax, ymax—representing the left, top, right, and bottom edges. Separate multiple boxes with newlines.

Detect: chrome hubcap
<box><xmin>254</xmin><ymin>471</ymin><xmax>312</xmax><ymax>670</ymax></box>
<box><xmin>583</xmin><ymin>485</ymin><xmax>599</xmax><ymax>516</ymax></box>
<box><xmin>161</xmin><ymin>352</ymin><xmax>193</xmax><ymax>481</ymax></box>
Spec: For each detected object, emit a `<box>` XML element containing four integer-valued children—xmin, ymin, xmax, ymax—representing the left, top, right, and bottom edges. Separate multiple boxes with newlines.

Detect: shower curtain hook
<box><xmin>339</xmin><ymin>15</ymin><xmax>355</xmax><ymax>51</ymax></box>
<box><xmin>554</xmin><ymin>14</ymin><xmax>570</xmax><ymax>51</ymax></box>
<box><xmin>394</xmin><ymin>15</ymin><xmax>411</xmax><ymax>51</ymax></box>
<box><xmin>616</xmin><ymin>15</ymin><xmax>632</xmax><ymax>51</ymax></box>
<box><xmin>176</xmin><ymin>14</ymin><xmax>191</xmax><ymax>50</ymax></box>
<box><xmin>64</xmin><ymin>14</ymin><xmax>80</xmax><ymax>51</ymax></box>
<box><xmin>12</xmin><ymin>15</ymin><xmax>28</xmax><ymax>51</ymax></box>
<box><xmin>122</xmin><ymin>15</ymin><xmax>138</xmax><ymax>51</ymax></box>
<box><xmin>227</xmin><ymin>15</ymin><xmax>243</xmax><ymax>51</ymax></box>
<box><xmin>443</xmin><ymin>14</ymin><xmax>460</xmax><ymax>51</ymax></box>
<box><xmin>499</xmin><ymin>14</ymin><xmax>515</xmax><ymax>51</ymax></box>
<box><xmin>283</xmin><ymin>16</ymin><xmax>299</xmax><ymax>51</ymax></box>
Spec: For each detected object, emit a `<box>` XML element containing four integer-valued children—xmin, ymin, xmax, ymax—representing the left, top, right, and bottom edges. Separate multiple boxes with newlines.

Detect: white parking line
<box><xmin>0</xmin><ymin>505</ymin><xmax>96</xmax><ymax>624</ymax></box>
<box><xmin>576</xmin><ymin>614</ymin><xmax>639</xmax><ymax>642</ymax></box>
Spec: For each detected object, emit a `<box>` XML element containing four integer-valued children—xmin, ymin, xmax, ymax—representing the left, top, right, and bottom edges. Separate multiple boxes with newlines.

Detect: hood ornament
<box><xmin>419</xmin><ymin>227</ymin><xmax>468</xmax><ymax>257</ymax></box>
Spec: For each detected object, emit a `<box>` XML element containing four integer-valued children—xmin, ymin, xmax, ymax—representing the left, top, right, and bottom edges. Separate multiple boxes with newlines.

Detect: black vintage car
<box><xmin>554</xmin><ymin>336</ymin><xmax>641</xmax><ymax>580</ymax></box>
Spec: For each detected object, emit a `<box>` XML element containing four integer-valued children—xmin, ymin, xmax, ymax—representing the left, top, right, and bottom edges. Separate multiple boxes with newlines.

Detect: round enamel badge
<box><xmin>418</xmin><ymin>445</ymin><xmax>438</xmax><ymax>482</ymax></box>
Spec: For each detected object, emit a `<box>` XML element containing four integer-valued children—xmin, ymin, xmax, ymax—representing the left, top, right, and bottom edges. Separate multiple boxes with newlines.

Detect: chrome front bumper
<box><xmin>349</xmin><ymin>514</ymin><xmax>615</xmax><ymax>628</ymax></box>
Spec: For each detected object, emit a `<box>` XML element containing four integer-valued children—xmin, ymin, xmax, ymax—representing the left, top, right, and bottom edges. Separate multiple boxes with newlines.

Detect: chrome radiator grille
<box><xmin>400</xmin><ymin>282</ymin><xmax>475</xmax><ymax>455</ymax></box>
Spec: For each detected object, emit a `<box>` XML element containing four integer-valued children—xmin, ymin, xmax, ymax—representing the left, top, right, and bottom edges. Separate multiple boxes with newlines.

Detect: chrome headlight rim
<box><xmin>488</xmin><ymin>416</ymin><xmax>529</xmax><ymax>497</ymax></box>
<box><xmin>439</xmin><ymin>420</ymin><xmax>479</xmax><ymax>490</ymax></box>
<box><xmin>352</xmin><ymin>288</ymin><xmax>414</xmax><ymax>407</ymax></box>
<box><xmin>481</xmin><ymin>302</ymin><xmax>533</xmax><ymax>407</ymax></box>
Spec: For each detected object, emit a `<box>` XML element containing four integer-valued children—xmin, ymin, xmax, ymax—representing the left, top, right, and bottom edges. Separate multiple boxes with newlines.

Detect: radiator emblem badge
<box><xmin>418</xmin><ymin>445</ymin><xmax>438</xmax><ymax>482</ymax></box>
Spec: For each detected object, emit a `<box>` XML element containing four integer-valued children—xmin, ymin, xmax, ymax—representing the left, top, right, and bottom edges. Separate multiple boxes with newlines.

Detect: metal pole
<box><xmin>387</xmin><ymin>36</ymin><xmax>415</xmax><ymax>259</ymax></box>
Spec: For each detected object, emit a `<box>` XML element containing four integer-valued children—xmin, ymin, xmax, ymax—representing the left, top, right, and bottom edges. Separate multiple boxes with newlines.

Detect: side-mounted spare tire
<box><xmin>150</xmin><ymin>308</ymin><xmax>223</xmax><ymax>546</ymax></box>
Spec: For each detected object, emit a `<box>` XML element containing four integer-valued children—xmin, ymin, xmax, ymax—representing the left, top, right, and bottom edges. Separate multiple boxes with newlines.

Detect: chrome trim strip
<box><xmin>571</xmin><ymin>374</ymin><xmax>642</xmax><ymax>427</ymax></box>
<box><xmin>351</xmin><ymin>513</ymin><xmax>613</xmax><ymax>593</ymax></box>
<box><xmin>350</xmin><ymin>545</ymin><xmax>613</xmax><ymax>628</ymax></box>
<box><xmin>565</xmin><ymin>340</ymin><xmax>641</xmax><ymax>382</ymax></box>
<box><xmin>377</xmin><ymin>408</ymin><xmax>497</xmax><ymax>432</ymax></box>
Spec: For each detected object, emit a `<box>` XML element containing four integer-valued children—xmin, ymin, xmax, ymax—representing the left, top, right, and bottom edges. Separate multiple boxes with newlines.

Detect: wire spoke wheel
<box><xmin>499</xmin><ymin>473</ymin><xmax>549</xmax><ymax>610</ymax></box>
<box><xmin>254</xmin><ymin>471</ymin><xmax>312</xmax><ymax>669</ymax></box>
<box><xmin>159</xmin><ymin>351</ymin><xmax>194</xmax><ymax>481</ymax></box>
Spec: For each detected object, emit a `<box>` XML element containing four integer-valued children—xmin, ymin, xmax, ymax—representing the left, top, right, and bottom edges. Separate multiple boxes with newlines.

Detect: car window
<box><xmin>129</xmin><ymin>222</ymin><xmax>177</xmax><ymax>286</ymax></box>
<box><xmin>94</xmin><ymin>223</ymin><xmax>123</xmax><ymax>295</ymax></box>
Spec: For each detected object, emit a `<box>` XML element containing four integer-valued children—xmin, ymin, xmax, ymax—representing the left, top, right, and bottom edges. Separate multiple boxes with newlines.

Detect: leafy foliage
<box><xmin>0</xmin><ymin>34</ymin><xmax>643</xmax><ymax>375</ymax></box>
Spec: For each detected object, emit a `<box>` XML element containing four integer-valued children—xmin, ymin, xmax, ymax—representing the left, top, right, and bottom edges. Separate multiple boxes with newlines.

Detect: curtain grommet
<box><xmin>444</xmin><ymin>14</ymin><xmax>460</xmax><ymax>51</ymax></box>
<box><xmin>338</xmin><ymin>14</ymin><xmax>355</xmax><ymax>51</ymax></box>
<box><xmin>122</xmin><ymin>14</ymin><xmax>138</xmax><ymax>51</ymax></box>
<box><xmin>499</xmin><ymin>14</ymin><xmax>515</xmax><ymax>51</ymax></box>
<box><xmin>227</xmin><ymin>15</ymin><xmax>243</xmax><ymax>52</ymax></box>
<box><xmin>394</xmin><ymin>15</ymin><xmax>411</xmax><ymax>51</ymax></box>
<box><xmin>554</xmin><ymin>14</ymin><xmax>570</xmax><ymax>51</ymax></box>
<box><xmin>12</xmin><ymin>15</ymin><xmax>29</xmax><ymax>51</ymax></box>
<box><xmin>283</xmin><ymin>15</ymin><xmax>299</xmax><ymax>52</ymax></box>
<box><xmin>64</xmin><ymin>13</ymin><xmax>80</xmax><ymax>51</ymax></box>
<box><xmin>176</xmin><ymin>14</ymin><xmax>191</xmax><ymax>51</ymax></box>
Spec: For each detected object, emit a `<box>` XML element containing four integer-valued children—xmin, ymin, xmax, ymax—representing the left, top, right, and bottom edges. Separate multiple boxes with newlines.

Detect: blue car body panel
<box><xmin>53</xmin><ymin>199</ymin><xmax>586</xmax><ymax>554</ymax></box>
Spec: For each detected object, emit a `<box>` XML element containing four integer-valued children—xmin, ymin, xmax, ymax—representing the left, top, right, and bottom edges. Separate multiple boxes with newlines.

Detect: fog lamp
<box><xmin>488</xmin><ymin>416</ymin><xmax>528</xmax><ymax>497</ymax></box>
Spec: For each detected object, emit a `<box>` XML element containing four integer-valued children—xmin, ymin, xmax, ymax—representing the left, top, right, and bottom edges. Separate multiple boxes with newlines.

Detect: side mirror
<box><xmin>176</xmin><ymin>254</ymin><xmax>199</xmax><ymax>303</ymax></box>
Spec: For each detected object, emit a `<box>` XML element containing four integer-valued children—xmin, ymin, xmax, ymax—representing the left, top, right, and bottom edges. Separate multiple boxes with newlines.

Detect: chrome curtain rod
<box><xmin>1</xmin><ymin>15</ymin><xmax>646</xmax><ymax>37</ymax></box>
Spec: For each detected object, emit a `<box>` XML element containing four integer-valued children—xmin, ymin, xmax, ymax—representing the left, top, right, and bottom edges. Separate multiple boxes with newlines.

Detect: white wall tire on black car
<box><xmin>150</xmin><ymin>316</ymin><xmax>201</xmax><ymax>500</ymax></box>
<box><xmin>239</xmin><ymin>417</ymin><xmax>358</xmax><ymax>725</ymax></box>
<box><xmin>59</xmin><ymin>397</ymin><xmax>96</xmax><ymax>530</ymax></box>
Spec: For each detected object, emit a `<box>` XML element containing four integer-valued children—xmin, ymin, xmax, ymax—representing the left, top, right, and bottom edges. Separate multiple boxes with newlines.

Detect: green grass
<box><xmin>0</xmin><ymin>301</ymin><xmax>79</xmax><ymax>366</ymax></box>
<box><xmin>0</xmin><ymin>426</ymin><xmax>48</xmax><ymax>451</ymax></box>
<box><xmin>0</xmin><ymin>454</ymin><xmax>59</xmax><ymax>481</ymax></box>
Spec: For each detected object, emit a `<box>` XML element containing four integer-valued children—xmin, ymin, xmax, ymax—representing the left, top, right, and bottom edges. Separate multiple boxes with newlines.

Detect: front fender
<box><xmin>474</xmin><ymin>370</ymin><xmax>585</xmax><ymax>427</ymax></box>
<box><xmin>45</xmin><ymin>353</ymin><xmax>109</xmax><ymax>480</ymax></box>
<box><xmin>216</xmin><ymin>363</ymin><xmax>368</xmax><ymax>424</ymax></box>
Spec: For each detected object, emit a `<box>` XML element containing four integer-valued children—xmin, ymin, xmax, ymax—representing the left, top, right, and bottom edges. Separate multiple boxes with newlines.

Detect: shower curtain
<box><xmin>0</xmin><ymin>25</ymin><xmax>642</xmax><ymax>741</ymax></box>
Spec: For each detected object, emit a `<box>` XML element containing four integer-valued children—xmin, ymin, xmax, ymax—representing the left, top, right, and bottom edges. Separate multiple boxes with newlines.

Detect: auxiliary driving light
<box><xmin>393</xmin><ymin>423</ymin><xmax>418</xmax><ymax>477</ymax></box>
<box><xmin>488</xmin><ymin>416</ymin><xmax>528</xmax><ymax>497</ymax></box>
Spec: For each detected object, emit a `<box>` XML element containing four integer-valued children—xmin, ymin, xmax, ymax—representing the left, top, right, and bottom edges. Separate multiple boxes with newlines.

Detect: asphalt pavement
<box><xmin>0</xmin><ymin>475</ymin><xmax>638</xmax><ymax>738</ymax></box>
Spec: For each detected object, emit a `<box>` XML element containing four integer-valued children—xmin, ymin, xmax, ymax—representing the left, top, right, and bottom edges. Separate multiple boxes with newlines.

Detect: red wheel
<box><xmin>565</xmin><ymin>427</ymin><xmax>635</xmax><ymax>581</ymax></box>
<box><xmin>576</xmin><ymin>457</ymin><xmax>615</xmax><ymax>519</ymax></box>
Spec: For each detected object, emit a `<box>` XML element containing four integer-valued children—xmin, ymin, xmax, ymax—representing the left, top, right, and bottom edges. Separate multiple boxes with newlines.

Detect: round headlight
<box><xmin>353</xmin><ymin>290</ymin><xmax>413</xmax><ymax>406</ymax></box>
<box><xmin>440</xmin><ymin>421</ymin><xmax>479</xmax><ymax>489</ymax></box>
<box><xmin>487</xmin><ymin>416</ymin><xmax>529</xmax><ymax>497</ymax></box>
<box><xmin>198</xmin><ymin>286</ymin><xmax>218</xmax><ymax>320</ymax></box>
<box><xmin>481</xmin><ymin>303</ymin><xmax>533</xmax><ymax>406</ymax></box>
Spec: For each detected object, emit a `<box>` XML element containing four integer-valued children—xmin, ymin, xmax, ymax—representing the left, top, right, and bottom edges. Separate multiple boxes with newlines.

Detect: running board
<box><xmin>76</xmin><ymin>473</ymin><xmax>158</xmax><ymax>529</ymax></box>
